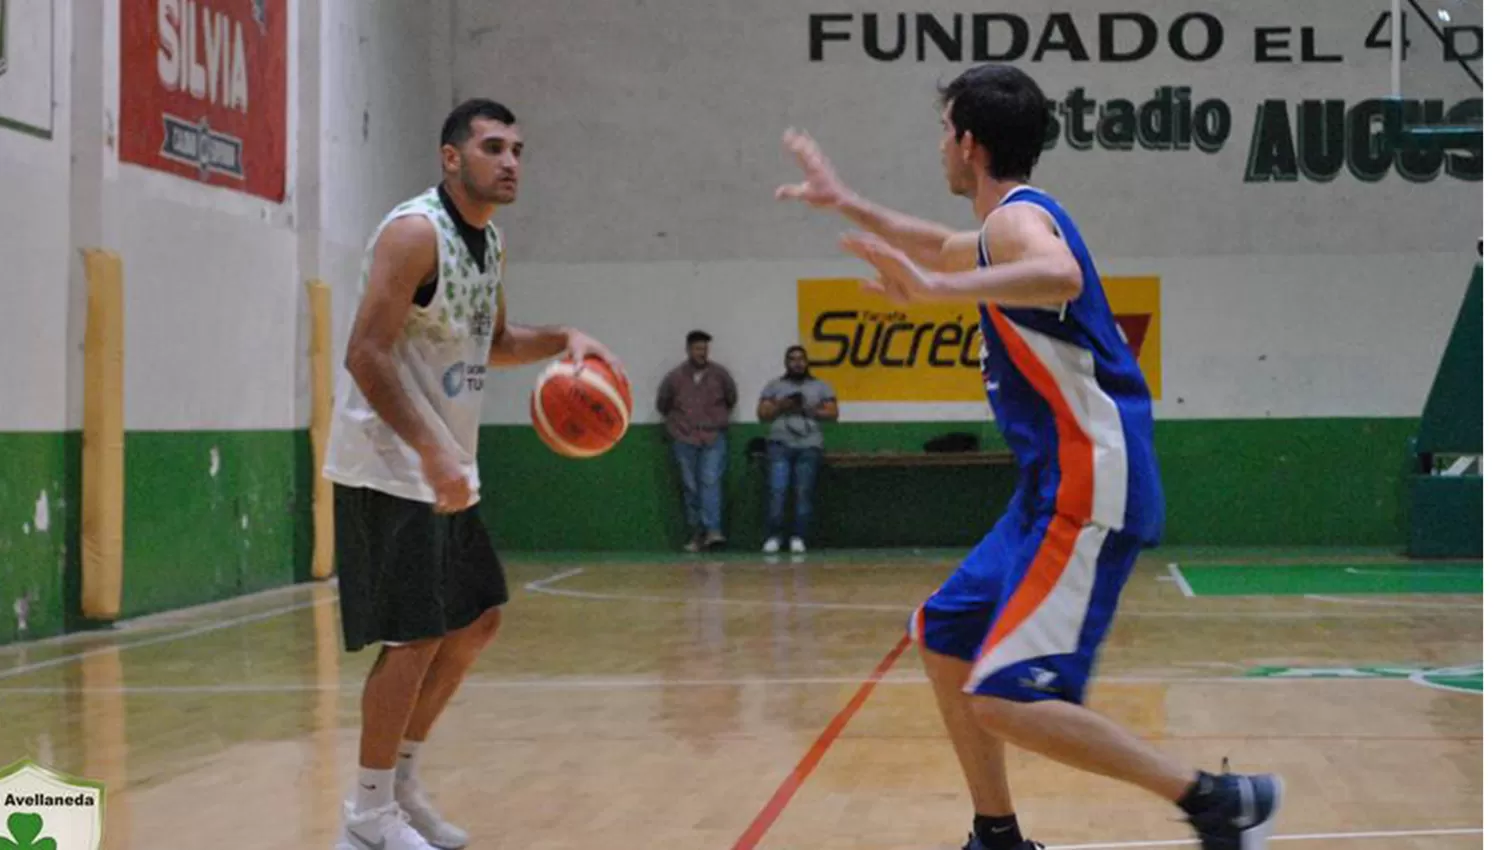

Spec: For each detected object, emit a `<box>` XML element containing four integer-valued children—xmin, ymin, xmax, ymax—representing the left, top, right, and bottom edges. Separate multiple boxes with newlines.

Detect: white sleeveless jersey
<box><xmin>322</xmin><ymin>188</ymin><xmax>505</xmax><ymax>507</ymax></box>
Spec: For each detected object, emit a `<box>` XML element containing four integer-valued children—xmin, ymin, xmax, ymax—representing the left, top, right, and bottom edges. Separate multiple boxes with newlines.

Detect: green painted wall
<box><xmin>478</xmin><ymin>417</ymin><xmax>1418</xmax><ymax>552</ymax></box>
<box><xmin>0</xmin><ymin>432</ymin><xmax>79</xmax><ymax>644</ymax></box>
<box><xmin>0</xmin><ymin>416</ymin><xmax>1417</xmax><ymax>645</ymax></box>
<box><xmin>119</xmin><ymin>430</ymin><xmax>313</xmax><ymax>618</ymax></box>
<box><xmin>0</xmin><ymin>430</ymin><xmax>311</xmax><ymax>645</ymax></box>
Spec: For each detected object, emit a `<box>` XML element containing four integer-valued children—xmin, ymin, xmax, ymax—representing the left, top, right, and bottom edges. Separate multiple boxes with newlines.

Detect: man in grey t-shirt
<box><xmin>757</xmin><ymin>345</ymin><xmax>839</xmax><ymax>553</ymax></box>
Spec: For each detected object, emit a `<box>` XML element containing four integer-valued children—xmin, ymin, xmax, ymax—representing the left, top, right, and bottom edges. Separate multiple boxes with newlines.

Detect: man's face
<box><xmin>785</xmin><ymin>349</ymin><xmax>808</xmax><ymax>377</ymax></box>
<box><xmin>940</xmin><ymin>103</ymin><xmax>975</xmax><ymax>198</ymax></box>
<box><xmin>688</xmin><ymin>341</ymin><xmax>710</xmax><ymax>366</ymax></box>
<box><xmin>446</xmin><ymin>117</ymin><xmax>524</xmax><ymax>205</ymax></box>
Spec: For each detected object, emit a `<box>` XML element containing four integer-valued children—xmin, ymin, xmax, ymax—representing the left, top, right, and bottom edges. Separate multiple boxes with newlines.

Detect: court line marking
<box><xmin>1043</xmin><ymin>826</ymin><xmax>1482</xmax><ymax>848</ymax></box>
<box><xmin>0</xmin><ymin>581</ymin><xmax>327</xmax><ymax>654</ymax></box>
<box><xmin>731</xmin><ymin>633</ymin><xmax>912</xmax><ymax>850</ymax></box>
<box><xmin>1304</xmin><ymin>594</ymin><xmax>1484</xmax><ymax>610</ymax></box>
<box><xmin>1165</xmin><ymin>563</ymin><xmax>1195</xmax><ymax>598</ymax></box>
<box><xmin>525</xmin><ymin>567</ymin><xmax>586</xmax><ymax>589</ymax></box>
<box><xmin>0</xmin><ymin>594</ymin><xmax>339</xmax><ymax>682</ymax></box>
<box><xmin>0</xmin><ymin>671</ymin><xmax>1478</xmax><ymax>696</ymax></box>
<box><xmin>0</xmin><ymin>566</ymin><xmax>589</xmax><ymax>679</ymax></box>
<box><xmin>1342</xmin><ymin>566</ymin><xmax>1477</xmax><ymax>576</ymax></box>
<box><xmin>524</xmin><ymin>569</ymin><xmax>1473</xmax><ymax>620</ymax></box>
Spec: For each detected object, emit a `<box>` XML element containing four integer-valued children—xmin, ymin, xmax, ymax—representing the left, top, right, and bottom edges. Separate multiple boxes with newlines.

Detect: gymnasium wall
<box><xmin>0</xmin><ymin>0</ymin><xmax>80</xmax><ymax>644</ymax></box>
<box><xmin>0</xmin><ymin>0</ymin><xmax>453</xmax><ymax>644</ymax></box>
<box><xmin>448</xmin><ymin>0</ymin><xmax>1480</xmax><ymax>550</ymax></box>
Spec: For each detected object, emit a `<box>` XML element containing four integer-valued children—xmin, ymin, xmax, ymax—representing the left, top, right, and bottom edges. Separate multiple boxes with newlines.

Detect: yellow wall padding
<box><xmin>82</xmin><ymin>249</ymin><xmax>124</xmax><ymax>620</ymax></box>
<box><xmin>306</xmin><ymin>280</ymin><xmax>335</xmax><ymax>580</ymax></box>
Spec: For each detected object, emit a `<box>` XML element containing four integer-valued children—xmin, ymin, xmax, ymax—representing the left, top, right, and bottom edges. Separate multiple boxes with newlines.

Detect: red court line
<box><xmin>731</xmin><ymin>632</ymin><xmax>913</xmax><ymax>850</ymax></box>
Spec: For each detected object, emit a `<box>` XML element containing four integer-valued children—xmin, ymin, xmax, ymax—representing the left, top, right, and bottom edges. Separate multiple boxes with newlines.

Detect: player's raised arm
<box><xmin>842</xmin><ymin>205</ymin><xmax>1081</xmax><ymax>308</ymax></box>
<box><xmin>776</xmin><ymin>128</ymin><xmax>958</xmax><ymax>271</ymax></box>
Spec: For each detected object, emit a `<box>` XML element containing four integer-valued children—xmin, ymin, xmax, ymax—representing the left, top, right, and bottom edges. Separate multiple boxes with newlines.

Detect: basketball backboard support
<box><xmin>1383</xmin><ymin>0</ymin><xmax>1482</xmax><ymax>149</ymax></box>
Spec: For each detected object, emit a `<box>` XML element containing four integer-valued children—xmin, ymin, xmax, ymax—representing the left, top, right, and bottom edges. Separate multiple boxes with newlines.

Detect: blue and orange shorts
<box><xmin>911</xmin><ymin>506</ymin><xmax>1145</xmax><ymax>704</ymax></box>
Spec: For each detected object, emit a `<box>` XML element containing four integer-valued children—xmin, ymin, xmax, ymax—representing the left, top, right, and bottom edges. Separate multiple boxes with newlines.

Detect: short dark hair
<box><xmin>441</xmin><ymin>98</ymin><xmax>517</xmax><ymax>148</ymax></box>
<box><xmin>686</xmin><ymin>330</ymin><xmax>712</xmax><ymax>346</ymax></box>
<box><xmin>785</xmin><ymin>345</ymin><xmax>807</xmax><ymax>359</ymax></box>
<box><xmin>938</xmin><ymin>64</ymin><xmax>1049</xmax><ymax>182</ymax></box>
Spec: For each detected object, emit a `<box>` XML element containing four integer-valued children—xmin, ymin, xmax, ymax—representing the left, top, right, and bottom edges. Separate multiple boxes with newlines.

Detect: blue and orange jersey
<box><xmin>976</xmin><ymin>186</ymin><xmax>1164</xmax><ymax>544</ymax></box>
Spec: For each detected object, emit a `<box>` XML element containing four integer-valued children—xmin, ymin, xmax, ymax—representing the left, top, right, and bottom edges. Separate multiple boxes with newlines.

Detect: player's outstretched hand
<box><xmin>775</xmin><ymin>128</ymin><xmax>851</xmax><ymax>210</ymax></box>
<box><xmin>840</xmin><ymin>231</ymin><xmax>932</xmax><ymax>304</ymax></box>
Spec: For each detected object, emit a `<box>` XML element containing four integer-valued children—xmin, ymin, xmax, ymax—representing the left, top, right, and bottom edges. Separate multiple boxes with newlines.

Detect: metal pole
<box><xmin>1391</xmin><ymin>0</ymin><xmax>1402</xmax><ymax>98</ymax></box>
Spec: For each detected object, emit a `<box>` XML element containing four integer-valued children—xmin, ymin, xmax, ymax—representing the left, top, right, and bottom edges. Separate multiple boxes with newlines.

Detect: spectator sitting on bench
<box><xmin>757</xmin><ymin>345</ymin><xmax>838</xmax><ymax>554</ymax></box>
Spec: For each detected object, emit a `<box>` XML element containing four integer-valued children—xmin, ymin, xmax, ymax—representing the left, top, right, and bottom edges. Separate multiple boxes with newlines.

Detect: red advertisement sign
<box><xmin>119</xmin><ymin>0</ymin><xmax>287</xmax><ymax>202</ymax></box>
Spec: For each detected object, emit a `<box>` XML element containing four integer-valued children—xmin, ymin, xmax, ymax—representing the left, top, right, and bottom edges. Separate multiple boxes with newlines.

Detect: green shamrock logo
<box><xmin>1</xmin><ymin>812</ymin><xmax>56</xmax><ymax>850</ymax></box>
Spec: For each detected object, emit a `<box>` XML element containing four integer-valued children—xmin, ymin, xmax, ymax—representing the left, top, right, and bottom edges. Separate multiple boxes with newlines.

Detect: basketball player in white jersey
<box><xmin>322</xmin><ymin>98</ymin><xmax>621</xmax><ymax>850</ymax></box>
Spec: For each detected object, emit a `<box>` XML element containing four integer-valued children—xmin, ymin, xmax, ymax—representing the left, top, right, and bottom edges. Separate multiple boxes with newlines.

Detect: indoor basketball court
<box><xmin>0</xmin><ymin>549</ymin><xmax>1482</xmax><ymax>848</ymax></box>
<box><xmin>0</xmin><ymin>0</ymin><xmax>1486</xmax><ymax>848</ymax></box>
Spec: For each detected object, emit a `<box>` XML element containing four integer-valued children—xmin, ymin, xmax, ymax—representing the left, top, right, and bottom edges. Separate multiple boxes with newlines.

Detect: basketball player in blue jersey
<box><xmin>776</xmin><ymin>64</ymin><xmax>1283</xmax><ymax>850</ymax></box>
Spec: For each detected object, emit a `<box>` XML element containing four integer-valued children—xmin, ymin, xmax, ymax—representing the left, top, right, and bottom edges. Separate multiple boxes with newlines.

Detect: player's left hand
<box><xmin>840</xmin><ymin>232</ymin><xmax>935</xmax><ymax>304</ymax></box>
<box><xmin>564</xmin><ymin>329</ymin><xmax>625</xmax><ymax>379</ymax></box>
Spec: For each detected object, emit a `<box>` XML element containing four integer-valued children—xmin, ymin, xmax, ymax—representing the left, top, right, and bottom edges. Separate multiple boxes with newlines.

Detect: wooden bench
<box><xmin>821</xmin><ymin>450</ymin><xmax>1016</xmax><ymax>469</ymax></box>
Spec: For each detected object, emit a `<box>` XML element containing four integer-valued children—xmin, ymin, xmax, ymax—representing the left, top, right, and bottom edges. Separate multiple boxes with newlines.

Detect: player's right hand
<box><xmin>421</xmin><ymin>446</ymin><xmax>471</xmax><ymax>514</ymax></box>
<box><xmin>775</xmin><ymin>128</ymin><xmax>850</xmax><ymax>210</ymax></box>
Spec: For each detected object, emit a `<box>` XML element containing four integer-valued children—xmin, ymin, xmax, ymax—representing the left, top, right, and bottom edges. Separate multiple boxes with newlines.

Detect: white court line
<box><xmin>524</xmin><ymin>568</ymin><xmax>1465</xmax><ymax>620</ymax></box>
<box><xmin>1044</xmin><ymin>826</ymin><xmax>1482</xmax><ymax>848</ymax></box>
<box><xmin>0</xmin><ymin>566</ymin><xmax>595</xmax><ymax>679</ymax></box>
<box><xmin>0</xmin><ymin>595</ymin><xmax>338</xmax><ymax>682</ymax></box>
<box><xmin>1305</xmin><ymin>594</ymin><xmax>1484</xmax><ymax>610</ymax></box>
<box><xmin>1343</xmin><ymin>566</ymin><xmax>1477</xmax><ymax>576</ymax></box>
<box><xmin>0</xmin><ymin>672</ymin><xmax>1464</xmax><ymax>696</ymax></box>
<box><xmin>523</xmin><ymin>567</ymin><xmax>586</xmax><ymax>590</ymax></box>
<box><xmin>0</xmin><ymin>581</ymin><xmax>327</xmax><ymax>654</ymax></box>
<box><xmin>1166</xmin><ymin>563</ymin><xmax>1195</xmax><ymax>598</ymax></box>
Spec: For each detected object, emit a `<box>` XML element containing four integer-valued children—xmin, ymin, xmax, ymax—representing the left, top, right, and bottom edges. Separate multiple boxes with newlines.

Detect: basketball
<box><xmin>530</xmin><ymin>357</ymin><xmax>633</xmax><ymax>458</ymax></box>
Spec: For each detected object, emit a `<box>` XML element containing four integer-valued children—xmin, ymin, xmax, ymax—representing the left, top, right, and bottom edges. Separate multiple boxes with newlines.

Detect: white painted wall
<box><xmin>1</xmin><ymin>1</ymin><xmax>1477</xmax><ymax>435</ymax></box>
<box><xmin>0</xmin><ymin>0</ymin><xmax>72</xmax><ymax>431</ymax></box>
<box><xmin>317</xmin><ymin>0</ymin><xmax>457</xmax><ymax>404</ymax></box>
<box><xmin>0</xmin><ymin>0</ymin><xmax>453</xmax><ymax>434</ymax></box>
<box><xmin>453</xmin><ymin>0</ymin><xmax>1481</xmax><ymax>425</ymax></box>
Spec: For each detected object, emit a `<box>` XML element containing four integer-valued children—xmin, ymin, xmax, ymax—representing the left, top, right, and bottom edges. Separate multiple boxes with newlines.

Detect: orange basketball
<box><xmin>530</xmin><ymin>357</ymin><xmax>633</xmax><ymax>458</ymax></box>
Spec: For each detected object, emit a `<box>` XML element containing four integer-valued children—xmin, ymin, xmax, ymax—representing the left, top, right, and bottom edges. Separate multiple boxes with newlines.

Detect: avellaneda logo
<box><xmin>0</xmin><ymin>760</ymin><xmax>104</xmax><ymax>850</ymax></box>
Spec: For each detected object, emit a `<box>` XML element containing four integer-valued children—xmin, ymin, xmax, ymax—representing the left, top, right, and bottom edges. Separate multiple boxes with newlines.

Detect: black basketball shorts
<box><xmin>333</xmin><ymin>483</ymin><xmax>510</xmax><ymax>653</ymax></box>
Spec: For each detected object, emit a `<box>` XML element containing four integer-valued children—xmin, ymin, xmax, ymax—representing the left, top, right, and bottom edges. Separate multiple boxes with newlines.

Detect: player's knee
<box><xmin>469</xmin><ymin>606</ymin><xmax>503</xmax><ymax>644</ymax></box>
<box><xmin>966</xmin><ymin>691</ymin><xmax>1033</xmax><ymax>737</ymax></box>
<box><xmin>919</xmin><ymin>645</ymin><xmax>970</xmax><ymax>691</ymax></box>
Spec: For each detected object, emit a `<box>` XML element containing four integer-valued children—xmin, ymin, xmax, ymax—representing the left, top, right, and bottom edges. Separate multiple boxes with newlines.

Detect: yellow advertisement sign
<box><xmin>796</xmin><ymin>276</ymin><xmax>1161</xmax><ymax>402</ymax></box>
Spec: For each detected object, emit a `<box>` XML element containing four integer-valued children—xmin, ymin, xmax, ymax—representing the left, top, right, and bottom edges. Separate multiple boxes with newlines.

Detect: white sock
<box><xmin>396</xmin><ymin>739</ymin><xmax>422</xmax><ymax>784</ymax></box>
<box><xmin>354</xmin><ymin>767</ymin><xmax>395</xmax><ymax>814</ymax></box>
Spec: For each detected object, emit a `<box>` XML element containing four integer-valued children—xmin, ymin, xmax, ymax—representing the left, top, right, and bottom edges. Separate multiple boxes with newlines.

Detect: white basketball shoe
<box><xmin>334</xmin><ymin>800</ymin><xmax>439</xmax><ymax>850</ymax></box>
<box><xmin>396</xmin><ymin>780</ymin><xmax>470</xmax><ymax>849</ymax></box>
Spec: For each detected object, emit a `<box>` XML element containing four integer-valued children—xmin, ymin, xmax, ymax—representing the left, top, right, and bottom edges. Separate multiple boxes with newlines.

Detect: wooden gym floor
<box><xmin>0</xmin><ymin>549</ymin><xmax>1482</xmax><ymax>849</ymax></box>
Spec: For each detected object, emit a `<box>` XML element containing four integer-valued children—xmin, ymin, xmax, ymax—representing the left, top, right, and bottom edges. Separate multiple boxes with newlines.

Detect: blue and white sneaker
<box><xmin>1186</xmin><ymin>772</ymin><xmax>1284</xmax><ymax>850</ymax></box>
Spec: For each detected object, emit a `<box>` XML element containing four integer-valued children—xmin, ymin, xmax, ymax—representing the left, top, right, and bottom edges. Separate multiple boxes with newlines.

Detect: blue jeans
<box><xmin>765</xmin><ymin>442</ymin><xmax>821</xmax><ymax>540</ymax></box>
<box><xmin>672</xmin><ymin>433</ymin><xmax>727</xmax><ymax>535</ymax></box>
